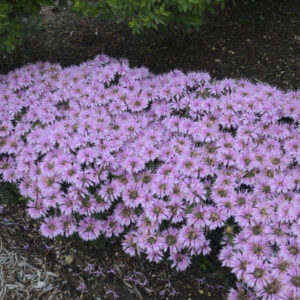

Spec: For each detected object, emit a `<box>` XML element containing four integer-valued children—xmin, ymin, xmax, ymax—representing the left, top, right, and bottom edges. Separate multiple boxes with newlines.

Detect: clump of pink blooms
<box><xmin>0</xmin><ymin>54</ymin><xmax>299</xmax><ymax>299</ymax></box>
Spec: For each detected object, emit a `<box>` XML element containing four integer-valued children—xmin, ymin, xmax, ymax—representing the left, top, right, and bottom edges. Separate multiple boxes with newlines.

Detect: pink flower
<box><xmin>244</xmin><ymin>260</ymin><xmax>271</xmax><ymax>289</ymax></box>
<box><xmin>40</xmin><ymin>217</ymin><xmax>62</xmax><ymax>238</ymax></box>
<box><xmin>102</xmin><ymin>215</ymin><xmax>124</xmax><ymax>237</ymax></box>
<box><xmin>282</xmin><ymin>266</ymin><xmax>300</xmax><ymax>298</ymax></box>
<box><xmin>145</xmin><ymin>199</ymin><xmax>169</xmax><ymax>223</ymax></box>
<box><xmin>227</xmin><ymin>283</ymin><xmax>256</xmax><ymax>300</ymax></box>
<box><xmin>169</xmin><ymin>252</ymin><xmax>191</xmax><ymax>271</ymax></box>
<box><xmin>122</xmin><ymin>231</ymin><xmax>140</xmax><ymax>257</ymax></box>
<box><xmin>279</xmin><ymin>239</ymin><xmax>300</xmax><ymax>263</ymax></box>
<box><xmin>78</xmin><ymin>217</ymin><xmax>102</xmax><ymax>241</ymax></box>
<box><xmin>123</xmin><ymin>183</ymin><xmax>144</xmax><ymax>208</ymax></box>
<box><xmin>27</xmin><ymin>199</ymin><xmax>45</xmax><ymax>219</ymax></box>
<box><xmin>113</xmin><ymin>203</ymin><xmax>136</xmax><ymax>226</ymax></box>
<box><xmin>77</xmin><ymin>147</ymin><xmax>97</xmax><ymax>164</ymax></box>
<box><xmin>59</xmin><ymin>215</ymin><xmax>76</xmax><ymax>237</ymax></box>
<box><xmin>256</xmin><ymin>276</ymin><xmax>286</xmax><ymax>300</ymax></box>
<box><xmin>167</xmin><ymin>199</ymin><xmax>185</xmax><ymax>223</ymax></box>
<box><xmin>178</xmin><ymin>225</ymin><xmax>206</xmax><ymax>255</ymax></box>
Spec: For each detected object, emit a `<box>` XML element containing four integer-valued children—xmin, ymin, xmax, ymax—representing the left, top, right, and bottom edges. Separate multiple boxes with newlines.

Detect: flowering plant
<box><xmin>0</xmin><ymin>55</ymin><xmax>299</xmax><ymax>299</ymax></box>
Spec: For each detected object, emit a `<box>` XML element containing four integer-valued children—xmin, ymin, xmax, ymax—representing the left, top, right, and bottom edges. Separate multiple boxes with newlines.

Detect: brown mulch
<box><xmin>0</xmin><ymin>0</ymin><xmax>300</xmax><ymax>299</ymax></box>
<box><xmin>0</xmin><ymin>241</ymin><xmax>63</xmax><ymax>300</ymax></box>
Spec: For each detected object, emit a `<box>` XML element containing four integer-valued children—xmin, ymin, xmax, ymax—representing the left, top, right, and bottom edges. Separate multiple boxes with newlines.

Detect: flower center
<box><xmin>166</xmin><ymin>235</ymin><xmax>177</xmax><ymax>246</ymax></box>
<box><xmin>129</xmin><ymin>190</ymin><xmax>138</xmax><ymax>200</ymax></box>
<box><xmin>289</xmin><ymin>246</ymin><xmax>299</xmax><ymax>256</ymax></box>
<box><xmin>185</xmin><ymin>161</ymin><xmax>193</xmax><ymax>169</ymax></box>
<box><xmin>187</xmin><ymin>231</ymin><xmax>196</xmax><ymax>240</ymax></box>
<box><xmin>142</xmin><ymin>175</ymin><xmax>152</xmax><ymax>184</ymax></box>
<box><xmin>291</xmin><ymin>276</ymin><xmax>300</xmax><ymax>287</ymax></box>
<box><xmin>147</xmin><ymin>237</ymin><xmax>156</xmax><ymax>245</ymax></box>
<box><xmin>251</xmin><ymin>224</ymin><xmax>263</xmax><ymax>235</ymax></box>
<box><xmin>153</xmin><ymin>206</ymin><xmax>162</xmax><ymax>215</ymax></box>
<box><xmin>217</xmin><ymin>189</ymin><xmax>227</xmax><ymax>197</ymax></box>
<box><xmin>253</xmin><ymin>268</ymin><xmax>264</xmax><ymax>278</ymax></box>
<box><xmin>264</xmin><ymin>279</ymin><xmax>280</xmax><ymax>295</ymax></box>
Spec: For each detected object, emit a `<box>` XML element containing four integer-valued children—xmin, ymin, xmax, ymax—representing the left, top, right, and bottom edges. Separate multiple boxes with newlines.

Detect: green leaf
<box><xmin>39</xmin><ymin>0</ymin><xmax>54</xmax><ymax>7</ymax></box>
<box><xmin>185</xmin><ymin>204</ymin><xmax>194</xmax><ymax>214</ymax></box>
<box><xmin>58</xmin><ymin>0</ymin><xmax>68</xmax><ymax>7</ymax></box>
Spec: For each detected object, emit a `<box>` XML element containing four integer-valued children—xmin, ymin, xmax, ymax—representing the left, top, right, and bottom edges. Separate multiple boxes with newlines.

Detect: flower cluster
<box><xmin>0</xmin><ymin>55</ymin><xmax>299</xmax><ymax>299</ymax></box>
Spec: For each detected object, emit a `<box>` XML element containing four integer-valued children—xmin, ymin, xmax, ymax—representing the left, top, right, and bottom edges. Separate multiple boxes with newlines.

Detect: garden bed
<box><xmin>0</xmin><ymin>1</ymin><xmax>299</xmax><ymax>299</ymax></box>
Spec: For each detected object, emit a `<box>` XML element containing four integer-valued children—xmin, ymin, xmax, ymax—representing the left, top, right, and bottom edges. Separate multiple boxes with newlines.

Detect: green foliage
<box><xmin>0</xmin><ymin>0</ymin><xmax>231</xmax><ymax>53</ymax></box>
<box><xmin>70</xmin><ymin>0</ymin><xmax>228</xmax><ymax>35</ymax></box>
<box><xmin>0</xmin><ymin>182</ymin><xmax>25</xmax><ymax>204</ymax></box>
<box><xmin>0</xmin><ymin>0</ymin><xmax>55</xmax><ymax>54</ymax></box>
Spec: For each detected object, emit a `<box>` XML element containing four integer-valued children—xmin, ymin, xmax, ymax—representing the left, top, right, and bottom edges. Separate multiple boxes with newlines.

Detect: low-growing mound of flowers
<box><xmin>0</xmin><ymin>55</ymin><xmax>299</xmax><ymax>299</ymax></box>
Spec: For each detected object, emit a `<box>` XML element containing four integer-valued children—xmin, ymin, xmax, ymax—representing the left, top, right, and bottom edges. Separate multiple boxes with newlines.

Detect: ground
<box><xmin>0</xmin><ymin>0</ymin><xmax>299</xmax><ymax>299</ymax></box>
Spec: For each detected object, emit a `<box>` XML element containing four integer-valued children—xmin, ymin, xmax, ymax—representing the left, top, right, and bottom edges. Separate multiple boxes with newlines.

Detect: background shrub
<box><xmin>0</xmin><ymin>0</ymin><xmax>62</xmax><ymax>54</ymax></box>
<box><xmin>70</xmin><ymin>0</ymin><xmax>228</xmax><ymax>34</ymax></box>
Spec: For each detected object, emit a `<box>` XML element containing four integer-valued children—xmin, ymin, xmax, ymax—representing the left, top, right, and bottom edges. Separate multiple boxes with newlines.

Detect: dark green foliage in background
<box><xmin>0</xmin><ymin>0</ymin><xmax>233</xmax><ymax>55</ymax></box>
<box><xmin>70</xmin><ymin>0</ymin><xmax>228</xmax><ymax>34</ymax></box>
<box><xmin>0</xmin><ymin>0</ymin><xmax>60</xmax><ymax>54</ymax></box>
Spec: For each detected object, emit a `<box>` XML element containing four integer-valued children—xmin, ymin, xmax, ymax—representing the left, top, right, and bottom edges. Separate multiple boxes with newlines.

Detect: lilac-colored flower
<box><xmin>227</xmin><ymin>282</ymin><xmax>256</xmax><ymax>300</ymax></box>
<box><xmin>230</xmin><ymin>253</ymin><xmax>254</xmax><ymax>280</ymax></box>
<box><xmin>78</xmin><ymin>216</ymin><xmax>102</xmax><ymax>241</ymax></box>
<box><xmin>98</xmin><ymin>181</ymin><xmax>122</xmax><ymax>202</ymax></box>
<box><xmin>187</xmin><ymin>205</ymin><xmax>208</xmax><ymax>228</ymax></box>
<box><xmin>59</xmin><ymin>215</ymin><xmax>77</xmax><ymax>237</ymax></box>
<box><xmin>243</xmin><ymin>240</ymin><xmax>272</xmax><ymax>260</ymax></box>
<box><xmin>136</xmin><ymin>213</ymin><xmax>159</xmax><ymax>232</ymax></box>
<box><xmin>256</xmin><ymin>276</ymin><xmax>286</xmax><ymax>300</ymax></box>
<box><xmin>178</xmin><ymin>225</ymin><xmax>207</xmax><ymax>255</ymax></box>
<box><xmin>146</xmin><ymin>249</ymin><xmax>163</xmax><ymax>263</ymax></box>
<box><xmin>113</xmin><ymin>203</ymin><xmax>136</xmax><ymax>226</ymax></box>
<box><xmin>265</xmin><ymin>223</ymin><xmax>289</xmax><ymax>246</ymax></box>
<box><xmin>138</xmin><ymin>232</ymin><xmax>164</xmax><ymax>254</ymax></box>
<box><xmin>206</xmin><ymin>206</ymin><xmax>227</xmax><ymax>230</ymax></box>
<box><xmin>27</xmin><ymin>199</ymin><xmax>45</xmax><ymax>219</ymax></box>
<box><xmin>270</xmin><ymin>256</ymin><xmax>291</xmax><ymax>275</ymax></box>
<box><xmin>122</xmin><ymin>231</ymin><xmax>139</xmax><ymax>257</ymax></box>
<box><xmin>167</xmin><ymin>199</ymin><xmax>185</xmax><ymax>223</ymax></box>
<box><xmin>244</xmin><ymin>260</ymin><xmax>271</xmax><ymax>289</ymax></box>
<box><xmin>145</xmin><ymin>199</ymin><xmax>169</xmax><ymax>223</ymax></box>
<box><xmin>169</xmin><ymin>252</ymin><xmax>191</xmax><ymax>271</ymax></box>
<box><xmin>58</xmin><ymin>195</ymin><xmax>79</xmax><ymax>215</ymax></box>
<box><xmin>40</xmin><ymin>217</ymin><xmax>63</xmax><ymax>238</ymax></box>
<box><xmin>161</xmin><ymin>227</ymin><xmax>182</xmax><ymax>254</ymax></box>
<box><xmin>150</xmin><ymin>175</ymin><xmax>170</xmax><ymax>198</ymax></box>
<box><xmin>77</xmin><ymin>194</ymin><xmax>96</xmax><ymax>215</ymax></box>
<box><xmin>123</xmin><ymin>183</ymin><xmax>144</xmax><ymax>208</ymax></box>
<box><xmin>281</xmin><ymin>266</ymin><xmax>300</xmax><ymax>298</ymax></box>
<box><xmin>102</xmin><ymin>215</ymin><xmax>124</xmax><ymax>238</ymax></box>
<box><xmin>77</xmin><ymin>147</ymin><xmax>97</xmax><ymax>164</ymax></box>
<box><xmin>219</xmin><ymin>245</ymin><xmax>234</xmax><ymax>267</ymax></box>
<box><xmin>279</xmin><ymin>239</ymin><xmax>300</xmax><ymax>263</ymax></box>
<box><xmin>235</xmin><ymin>206</ymin><xmax>255</xmax><ymax>227</ymax></box>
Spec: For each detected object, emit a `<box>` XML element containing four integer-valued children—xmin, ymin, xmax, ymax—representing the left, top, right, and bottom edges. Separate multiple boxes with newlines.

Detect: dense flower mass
<box><xmin>0</xmin><ymin>55</ymin><xmax>299</xmax><ymax>299</ymax></box>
